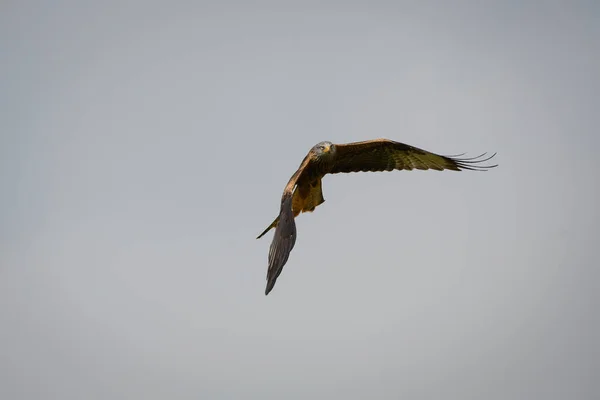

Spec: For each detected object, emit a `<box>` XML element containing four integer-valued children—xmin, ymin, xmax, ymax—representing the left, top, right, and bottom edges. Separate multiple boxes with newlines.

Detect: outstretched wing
<box><xmin>265</xmin><ymin>194</ymin><xmax>296</xmax><ymax>295</ymax></box>
<box><xmin>265</xmin><ymin>156</ymin><xmax>311</xmax><ymax>295</ymax></box>
<box><xmin>328</xmin><ymin>139</ymin><xmax>497</xmax><ymax>174</ymax></box>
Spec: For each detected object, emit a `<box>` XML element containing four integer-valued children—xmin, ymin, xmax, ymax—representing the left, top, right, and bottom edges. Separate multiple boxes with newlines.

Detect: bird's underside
<box><xmin>258</xmin><ymin>138</ymin><xmax>497</xmax><ymax>295</ymax></box>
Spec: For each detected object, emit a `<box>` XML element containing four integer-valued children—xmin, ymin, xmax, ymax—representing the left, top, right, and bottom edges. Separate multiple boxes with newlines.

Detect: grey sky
<box><xmin>1</xmin><ymin>1</ymin><xmax>599</xmax><ymax>399</ymax></box>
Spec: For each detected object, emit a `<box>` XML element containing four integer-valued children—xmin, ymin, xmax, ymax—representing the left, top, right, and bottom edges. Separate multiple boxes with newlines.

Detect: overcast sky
<box><xmin>1</xmin><ymin>1</ymin><xmax>599</xmax><ymax>399</ymax></box>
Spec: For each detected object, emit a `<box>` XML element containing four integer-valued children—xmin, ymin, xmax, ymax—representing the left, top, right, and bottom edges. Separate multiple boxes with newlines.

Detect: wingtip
<box><xmin>449</xmin><ymin>151</ymin><xmax>499</xmax><ymax>171</ymax></box>
<box><xmin>265</xmin><ymin>278</ymin><xmax>276</xmax><ymax>295</ymax></box>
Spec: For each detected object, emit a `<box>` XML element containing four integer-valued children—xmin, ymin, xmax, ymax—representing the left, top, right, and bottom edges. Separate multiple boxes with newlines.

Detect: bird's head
<box><xmin>310</xmin><ymin>141</ymin><xmax>336</xmax><ymax>160</ymax></box>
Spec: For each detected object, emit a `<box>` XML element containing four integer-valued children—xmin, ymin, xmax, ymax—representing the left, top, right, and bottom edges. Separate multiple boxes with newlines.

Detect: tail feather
<box><xmin>256</xmin><ymin>216</ymin><xmax>279</xmax><ymax>239</ymax></box>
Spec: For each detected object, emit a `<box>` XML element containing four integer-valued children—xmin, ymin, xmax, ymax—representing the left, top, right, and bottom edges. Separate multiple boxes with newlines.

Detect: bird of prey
<box><xmin>257</xmin><ymin>138</ymin><xmax>497</xmax><ymax>295</ymax></box>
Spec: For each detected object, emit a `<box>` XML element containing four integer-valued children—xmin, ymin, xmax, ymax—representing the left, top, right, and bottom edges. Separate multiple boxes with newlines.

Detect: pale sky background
<box><xmin>1</xmin><ymin>1</ymin><xmax>599</xmax><ymax>399</ymax></box>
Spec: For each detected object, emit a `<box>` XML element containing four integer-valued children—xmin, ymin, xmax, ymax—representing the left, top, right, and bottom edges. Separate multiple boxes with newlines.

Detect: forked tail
<box><xmin>256</xmin><ymin>216</ymin><xmax>280</xmax><ymax>239</ymax></box>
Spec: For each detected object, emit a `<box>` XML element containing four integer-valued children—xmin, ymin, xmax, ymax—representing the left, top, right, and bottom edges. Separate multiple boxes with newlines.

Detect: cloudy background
<box><xmin>1</xmin><ymin>1</ymin><xmax>599</xmax><ymax>399</ymax></box>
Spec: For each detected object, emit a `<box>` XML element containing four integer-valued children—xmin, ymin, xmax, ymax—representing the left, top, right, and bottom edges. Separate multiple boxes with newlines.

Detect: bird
<box><xmin>257</xmin><ymin>138</ymin><xmax>497</xmax><ymax>295</ymax></box>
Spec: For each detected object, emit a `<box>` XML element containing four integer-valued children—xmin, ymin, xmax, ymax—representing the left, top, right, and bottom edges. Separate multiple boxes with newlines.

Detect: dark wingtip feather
<box><xmin>265</xmin><ymin>281</ymin><xmax>275</xmax><ymax>295</ymax></box>
<box><xmin>447</xmin><ymin>152</ymin><xmax>498</xmax><ymax>171</ymax></box>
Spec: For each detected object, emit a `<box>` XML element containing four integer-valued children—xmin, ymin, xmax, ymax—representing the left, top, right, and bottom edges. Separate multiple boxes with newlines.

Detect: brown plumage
<box><xmin>258</xmin><ymin>138</ymin><xmax>497</xmax><ymax>295</ymax></box>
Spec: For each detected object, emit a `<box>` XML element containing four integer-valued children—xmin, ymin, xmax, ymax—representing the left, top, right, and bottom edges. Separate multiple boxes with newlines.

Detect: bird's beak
<box><xmin>324</xmin><ymin>144</ymin><xmax>331</xmax><ymax>153</ymax></box>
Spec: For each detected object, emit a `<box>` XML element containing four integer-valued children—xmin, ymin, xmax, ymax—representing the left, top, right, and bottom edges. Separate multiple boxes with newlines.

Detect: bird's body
<box><xmin>258</xmin><ymin>138</ymin><xmax>497</xmax><ymax>295</ymax></box>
